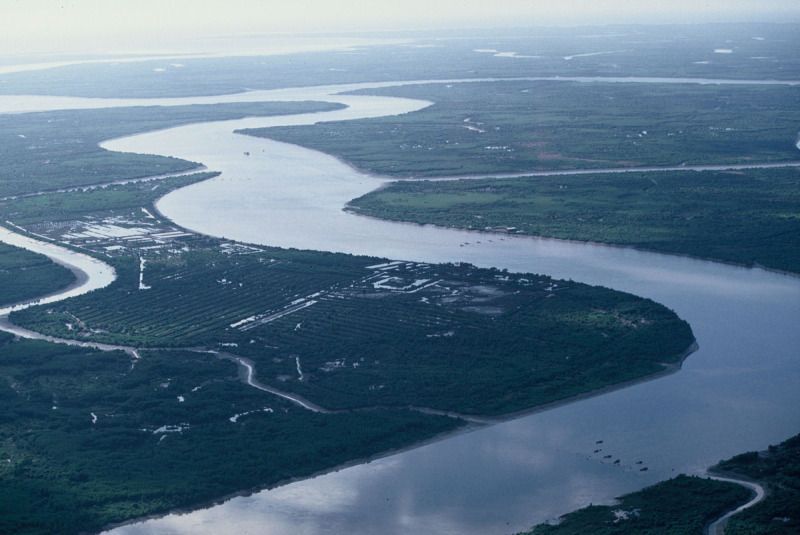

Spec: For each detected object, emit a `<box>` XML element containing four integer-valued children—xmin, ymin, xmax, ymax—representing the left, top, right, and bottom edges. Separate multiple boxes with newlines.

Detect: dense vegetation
<box><xmin>0</xmin><ymin>101</ymin><xmax>343</xmax><ymax>197</ymax></box>
<box><xmin>521</xmin><ymin>432</ymin><xmax>800</xmax><ymax>535</ymax></box>
<box><xmin>0</xmin><ymin>90</ymin><xmax>695</xmax><ymax>533</ymax></box>
<box><xmin>245</xmin><ymin>81</ymin><xmax>800</xmax><ymax>175</ymax></box>
<box><xmin>714</xmin><ymin>433</ymin><xmax>800</xmax><ymax>535</ymax></box>
<box><xmin>0</xmin><ymin>171</ymin><xmax>218</xmax><ymax>225</ymax></box>
<box><xmin>0</xmin><ymin>242</ymin><xmax>75</xmax><ymax>307</ymax></box>
<box><xmin>1</xmin><ymin>23</ymin><xmax>795</xmax><ymax>534</ymax></box>
<box><xmin>9</xmin><ymin>247</ymin><xmax>694</xmax><ymax>416</ymax></box>
<box><xmin>348</xmin><ymin>167</ymin><xmax>800</xmax><ymax>273</ymax></box>
<box><xmin>520</xmin><ymin>475</ymin><xmax>751</xmax><ymax>535</ymax></box>
<box><xmin>0</xmin><ymin>333</ymin><xmax>461</xmax><ymax>535</ymax></box>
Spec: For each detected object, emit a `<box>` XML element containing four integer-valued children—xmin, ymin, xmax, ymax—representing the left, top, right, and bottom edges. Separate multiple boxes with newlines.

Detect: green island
<box><xmin>241</xmin><ymin>80</ymin><xmax>800</xmax><ymax>273</ymax></box>
<box><xmin>0</xmin><ymin>104</ymin><xmax>693</xmax><ymax>533</ymax></box>
<box><xmin>346</xmin><ymin>167</ymin><xmax>800</xmax><ymax>274</ymax></box>
<box><xmin>520</xmin><ymin>432</ymin><xmax>800</xmax><ymax>535</ymax></box>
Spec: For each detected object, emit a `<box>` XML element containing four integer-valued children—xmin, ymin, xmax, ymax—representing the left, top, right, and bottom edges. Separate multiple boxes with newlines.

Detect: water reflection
<box><xmin>101</xmin><ymin>82</ymin><xmax>800</xmax><ymax>534</ymax></box>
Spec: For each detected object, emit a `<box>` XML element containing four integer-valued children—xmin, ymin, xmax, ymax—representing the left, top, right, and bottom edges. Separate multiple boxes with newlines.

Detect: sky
<box><xmin>2</xmin><ymin>0</ymin><xmax>799</xmax><ymax>57</ymax></box>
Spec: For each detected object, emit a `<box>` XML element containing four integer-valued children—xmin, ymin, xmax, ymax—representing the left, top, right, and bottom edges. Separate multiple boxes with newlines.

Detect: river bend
<box><xmin>0</xmin><ymin>79</ymin><xmax>797</xmax><ymax>535</ymax></box>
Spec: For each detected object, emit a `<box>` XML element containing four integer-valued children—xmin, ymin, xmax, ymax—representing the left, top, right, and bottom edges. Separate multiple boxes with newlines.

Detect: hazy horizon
<box><xmin>3</xmin><ymin>0</ymin><xmax>799</xmax><ymax>58</ymax></box>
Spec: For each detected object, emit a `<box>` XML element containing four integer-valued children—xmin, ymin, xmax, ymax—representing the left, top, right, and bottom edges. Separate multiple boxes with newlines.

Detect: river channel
<box><xmin>1</xmin><ymin>80</ymin><xmax>798</xmax><ymax>534</ymax></box>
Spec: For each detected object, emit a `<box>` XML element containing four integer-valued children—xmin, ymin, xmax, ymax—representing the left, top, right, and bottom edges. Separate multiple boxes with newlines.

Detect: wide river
<box><xmin>2</xmin><ymin>79</ymin><xmax>798</xmax><ymax>534</ymax></box>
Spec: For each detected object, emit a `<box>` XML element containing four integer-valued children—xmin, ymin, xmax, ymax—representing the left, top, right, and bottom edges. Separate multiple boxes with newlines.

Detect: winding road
<box><xmin>706</xmin><ymin>475</ymin><xmax>767</xmax><ymax>535</ymax></box>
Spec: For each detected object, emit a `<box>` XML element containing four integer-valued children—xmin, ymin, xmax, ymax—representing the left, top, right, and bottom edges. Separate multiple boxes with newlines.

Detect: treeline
<box><xmin>0</xmin><ymin>338</ymin><xmax>461</xmax><ymax>535</ymax></box>
<box><xmin>0</xmin><ymin>241</ymin><xmax>75</xmax><ymax>307</ymax></box>
<box><xmin>348</xmin><ymin>167</ymin><xmax>800</xmax><ymax>274</ymax></box>
<box><xmin>0</xmin><ymin>100</ymin><xmax>344</xmax><ymax>197</ymax></box>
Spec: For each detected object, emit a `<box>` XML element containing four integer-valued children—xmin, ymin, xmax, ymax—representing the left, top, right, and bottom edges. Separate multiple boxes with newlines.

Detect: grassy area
<box><xmin>0</xmin><ymin>101</ymin><xmax>343</xmax><ymax>197</ymax></box>
<box><xmin>520</xmin><ymin>475</ymin><xmax>751</xmax><ymax>534</ymax></box>
<box><xmin>348</xmin><ymin>167</ymin><xmax>800</xmax><ymax>274</ymax></box>
<box><xmin>245</xmin><ymin>80</ymin><xmax>800</xmax><ymax>176</ymax></box>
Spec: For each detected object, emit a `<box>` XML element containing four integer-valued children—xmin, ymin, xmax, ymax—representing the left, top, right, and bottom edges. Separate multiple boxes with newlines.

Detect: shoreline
<box><xmin>0</xmin><ymin>224</ymin><xmax>116</xmax><ymax>318</ymax></box>
<box><xmin>344</xmin><ymin>206</ymin><xmax>800</xmax><ymax>280</ymax></box>
<box><xmin>2</xmin><ymin>73</ymin><xmax>795</xmax><ymax>533</ymax></box>
<box><xmin>98</xmin><ymin>339</ymin><xmax>700</xmax><ymax>534</ymax></box>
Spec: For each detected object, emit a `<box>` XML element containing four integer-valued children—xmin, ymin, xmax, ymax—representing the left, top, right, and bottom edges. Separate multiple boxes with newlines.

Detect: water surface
<box><xmin>95</xmin><ymin>81</ymin><xmax>800</xmax><ymax>534</ymax></box>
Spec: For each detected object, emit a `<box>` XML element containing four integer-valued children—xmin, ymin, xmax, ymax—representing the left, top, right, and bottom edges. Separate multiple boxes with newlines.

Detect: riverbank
<box><xmin>95</xmin><ymin>75</ymin><xmax>800</xmax><ymax>533</ymax></box>
<box><xmin>345</xmin><ymin>165</ymin><xmax>800</xmax><ymax>275</ymax></box>
<box><xmin>0</xmin><ymin>225</ymin><xmax>115</xmax><ymax>316</ymax></box>
<box><xmin>2</xmin><ymin>52</ymin><xmax>799</xmax><ymax>534</ymax></box>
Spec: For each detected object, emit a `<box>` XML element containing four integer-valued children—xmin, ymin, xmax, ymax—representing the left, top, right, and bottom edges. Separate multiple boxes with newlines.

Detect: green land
<box><xmin>713</xmin><ymin>434</ymin><xmax>800</xmax><ymax>535</ymax></box>
<box><xmin>347</xmin><ymin>167</ymin><xmax>800</xmax><ymax>274</ymax></box>
<box><xmin>242</xmin><ymin>80</ymin><xmax>800</xmax><ymax>273</ymax></box>
<box><xmin>0</xmin><ymin>101</ymin><xmax>343</xmax><ymax>197</ymax></box>
<box><xmin>0</xmin><ymin>335</ymin><xmax>460</xmax><ymax>535</ymax></box>
<box><xmin>245</xmin><ymin>81</ymin><xmax>800</xmax><ymax>175</ymax></box>
<box><xmin>522</xmin><ymin>475</ymin><xmax>750</xmax><ymax>535</ymax></box>
<box><xmin>1</xmin><ymin>24</ymin><xmax>797</xmax><ymax>535</ymax></box>
<box><xmin>521</xmin><ymin>432</ymin><xmax>800</xmax><ymax>535</ymax></box>
<box><xmin>0</xmin><ymin>243</ymin><xmax>75</xmax><ymax>307</ymax></box>
<box><xmin>0</xmin><ymin>104</ymin><xmax>693</xmax><ymax>533</ymax></box>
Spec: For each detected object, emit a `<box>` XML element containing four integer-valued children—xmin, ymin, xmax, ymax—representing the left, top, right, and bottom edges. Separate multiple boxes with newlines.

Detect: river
<box><xmin>1</xmin><ymin>80</ymin><xmax>798</xmax><ymax>534</ymax></box>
